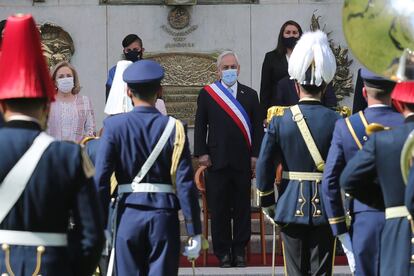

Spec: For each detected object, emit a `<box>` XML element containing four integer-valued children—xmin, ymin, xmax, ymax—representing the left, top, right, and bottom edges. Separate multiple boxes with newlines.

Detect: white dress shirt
<box><xmin>221</xmin><ymin>80</ymin><xmax>238</xmax><ymax>99</ymax></box>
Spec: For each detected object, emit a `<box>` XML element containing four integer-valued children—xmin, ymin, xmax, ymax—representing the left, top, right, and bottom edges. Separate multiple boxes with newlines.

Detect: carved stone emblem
<box><xmin>168</xmin><ymin>6</ymin><xmax>190</xmax><ymax>30</ymax></box>
<box><xmin>162</xmin><ymin>6</ymin><xmax>198</xmax><ymax>48</ymax></box>
<box><xmin>146</xmin><ymin>52</ymin><xmax>218</xmax><ymax>126</ymax></box>
<box><xmin>38</xmin><ymin>23</ymin><xmax>75</xmax><ymax>68</ymax></box>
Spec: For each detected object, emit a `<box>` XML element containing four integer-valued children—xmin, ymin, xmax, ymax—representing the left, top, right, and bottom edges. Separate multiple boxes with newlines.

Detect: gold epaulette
<box><xmin>334</xmin><ymin>105</ymin><xmax>352</xmax><ymax>118</ymax></box>
<box><xmin>80</xmin><ymin>148</ymin><xmax>95</xmax><ymax>178</ymax></box>
<box><xmin>366</xmin><ymin>123</ymin><xmax>390</xmax><ymax>136</ymax></box>
<box><xmin>266</xmin><ymin>106</ymin><xmax>289</xmax><ymax>123</ymax></box>
<box><xmin>79</xmin><ymin>136</ymin><xmax>99</xmax><ymax>146</ymax></box>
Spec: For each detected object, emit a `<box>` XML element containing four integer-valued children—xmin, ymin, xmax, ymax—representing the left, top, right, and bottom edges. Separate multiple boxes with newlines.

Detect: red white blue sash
<box><xmin>204</xmin><ymin>81</ymin><xmax>252</xmax><ymax>147</ymax></box>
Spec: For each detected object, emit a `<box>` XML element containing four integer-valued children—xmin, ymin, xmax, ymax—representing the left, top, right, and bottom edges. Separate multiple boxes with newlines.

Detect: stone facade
<box><xmin>0</xmin><ymin>0</ymin><xmax>358</xmax><ymax>150</ymax></box>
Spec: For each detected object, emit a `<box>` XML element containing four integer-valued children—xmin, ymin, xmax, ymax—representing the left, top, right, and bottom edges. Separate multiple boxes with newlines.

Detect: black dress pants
<box><xmin>280</xmin><ymin>224</ymin><xmax>335</xmax><ymax>276</ymax></box>
<box><xmin>205</xmin><ymin>166</ymin><xmax>251</xmax><ymax>258</ymax></box>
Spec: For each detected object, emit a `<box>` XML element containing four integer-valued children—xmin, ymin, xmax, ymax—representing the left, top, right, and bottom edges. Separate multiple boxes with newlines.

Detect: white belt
<box><xmin>385</xmin><ymin>206</ymin><xmax>410</xmax><ymax>219</ymax></box>
<box><xmin>282</xmin><ymin>171</ymin><xmax>323</xmax><ymax>182</ymax></box>
<box><xmin>0</xmin><ymin>230</ymin><xmax>67</xmax><ymax>246</ymax></box>
<box><xmin>118</xmin><ymin>183</ymin><xmax>174</xmax><ymax>194</ymax></box>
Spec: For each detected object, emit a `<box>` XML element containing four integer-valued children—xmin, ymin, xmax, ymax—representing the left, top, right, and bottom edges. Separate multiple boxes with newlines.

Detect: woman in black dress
<box><xmin>260</xmin><ymin>20</ymin><xmax>303</xmax><ymax>116</ymax></box>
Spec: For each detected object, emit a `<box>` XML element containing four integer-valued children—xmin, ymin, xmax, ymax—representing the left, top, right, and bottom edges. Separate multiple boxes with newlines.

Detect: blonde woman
<box><xmin>47</xmin><ymin>61</ymin><xmax>96</xmax><ymax>142</ymax></box>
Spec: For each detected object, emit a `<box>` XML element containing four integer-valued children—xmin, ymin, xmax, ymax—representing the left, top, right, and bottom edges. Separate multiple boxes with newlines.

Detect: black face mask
<box><xmin>282</xmin><ymin>37</ymin><xmax>299</xmax><ymax>49</ymax></box>
<box><xmin>124</xmin><ymin>50</ymin><xmax>142</xmax><ymax>62</ymax></box>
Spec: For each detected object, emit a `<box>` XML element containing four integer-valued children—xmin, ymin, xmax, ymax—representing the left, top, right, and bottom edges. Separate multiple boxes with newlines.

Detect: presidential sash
<box><xmin>204</xmin><ymin>81</ymin><xmax>252</xmax><ymax>148</ymax></box>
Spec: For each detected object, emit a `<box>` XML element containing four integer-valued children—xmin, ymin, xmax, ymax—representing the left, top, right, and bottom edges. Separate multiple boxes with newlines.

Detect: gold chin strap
<box><xmin>1</xmin><ymin>244</ymin><xmax>14</xmax><ymax>276</ymax></box>
<box><xmin>170</xmin><ymin>120</ymin><xmax>185</xmax><ymax>190</ymax></box>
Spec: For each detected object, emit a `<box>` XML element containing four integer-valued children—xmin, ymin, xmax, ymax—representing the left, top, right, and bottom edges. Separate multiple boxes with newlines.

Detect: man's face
<box><xmin>123</xmin><ymin>41</ymin><xmax>143</xmax><ymax>54</ymax></box>
<box><xmin>218</xmin><ymin>54</ymin><xmax>240</xmax><ymax>76</ymax></box>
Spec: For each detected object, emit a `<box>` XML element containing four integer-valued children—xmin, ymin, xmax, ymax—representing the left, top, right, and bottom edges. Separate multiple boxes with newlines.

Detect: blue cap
<box><xmin>360</xmin><ymin>68</ymin><xmax>395</xmax><ymax>89</ymax></box>
<box><xmin>123</xmin><ymin>60</ymin><xmax>164</xmax><ymax>84</ymax></box>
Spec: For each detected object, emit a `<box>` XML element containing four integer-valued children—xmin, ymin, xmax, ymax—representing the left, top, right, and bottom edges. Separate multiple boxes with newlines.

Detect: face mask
<box><xmin>221</xmin><ymin>69</ymin><xmax>238</xmax><ymax>86</ymax></box>
<box><xmin>124</xmin><ymin>50</ymin><xmax>142</xmax><ymax>62</ymax></box>
<box><xmin>282</xmin><ymin>36</ymin><xmax>299</xmax><ymax>49</ymax></box>
<box><xmin>56</xmin><ymin>77</ymin><xmax>74</xmax><ymax>93</ymax></box>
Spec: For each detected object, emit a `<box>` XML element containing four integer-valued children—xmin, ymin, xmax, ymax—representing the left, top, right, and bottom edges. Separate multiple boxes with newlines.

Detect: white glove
<box><xmin>183</xmin><ymin>234</ymin><xmax>202</xmax><ymax>260</ymax></box>
<box><xmin>338</xmin><ymin>233</ymin><xmax>356</xmax><ymax>273</ymax></box>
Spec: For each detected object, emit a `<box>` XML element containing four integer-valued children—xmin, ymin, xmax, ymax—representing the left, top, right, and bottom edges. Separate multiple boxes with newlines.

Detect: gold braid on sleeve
<box><xmin>170</xmin><ymin>119</ymin><xmax>185</xmax><ymax>191</ymax></box>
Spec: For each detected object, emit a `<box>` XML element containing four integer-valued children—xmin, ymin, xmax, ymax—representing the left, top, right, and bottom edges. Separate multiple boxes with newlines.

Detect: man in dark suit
<box><xmin>352</xmin><ymin>69</ymin><xmax>368</xmax><ymax>113</ymax></box>
<box><xmin>95</xmin><ymin>60</ymin><xmax>202</xmax><ymax>275</ymax></box>
<box><xmin>341</xmin><ymin>81</ymin><xmax>414</xmax><ymax>276</ymax></box>
<box><xmin>256</xmin><ymin>30</ymin><xmax>340</xmax><ymax>275</ymax></box>
<box><xmin>194</xmin><ymin>50</ymin><xmax>263</xmax><ymax>267</ymax></box>
<box><xmin>322</xmin><ymin>69</ymin><xmax>403</xmax><ymax>276</ymax></box>
<box><xmin>0</xmin><ymin>14</ymin><xmax>104</xmax><ymax>276</ymax></box>
<box><xmin>276</xmin><ymin>75</ymin><xmax>337</xmax><ymax>107</ymax></box>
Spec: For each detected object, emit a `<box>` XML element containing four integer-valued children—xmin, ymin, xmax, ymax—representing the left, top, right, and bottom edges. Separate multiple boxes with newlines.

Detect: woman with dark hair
<box><xmin>260</xmin><ymin>20</ymin><xmax>303</xmax><ymax>115</ymax></box>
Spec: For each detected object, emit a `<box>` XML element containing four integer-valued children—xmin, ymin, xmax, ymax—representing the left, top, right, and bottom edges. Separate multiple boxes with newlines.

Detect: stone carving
<box><xmin>310</xmin><ymin>13</ymin><xmax>353</xmax><ymax>101</ymax></box>
<box><xmin>146</xmin><ymin>52</ymin><xmax>218</xmax><ymax>125</ymax></box>
<box><xmin>168</xmin><ymin>6</ymin><xmax>191</xmax><ymax>30</ymax></box>
<box><xmin>162</xmin><ymin>6</ymin><xmax>198</xmax><ymax>48</ymax></box>
<box><xmin>38</xmin><ymin>22</ymin><xmax>75</xmax><ymax>68</ymax></box>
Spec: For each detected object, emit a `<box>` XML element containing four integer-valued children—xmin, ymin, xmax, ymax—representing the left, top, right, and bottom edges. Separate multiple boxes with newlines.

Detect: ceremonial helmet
<box><xmin>288</xmin><ymin>30</ymin><xmax>337</xmax><ymax>87</ymax></box>
<box><xmin>0</xmin><ymin>14</ymin><xmax>55</xmax><ymax>101</ymax></box>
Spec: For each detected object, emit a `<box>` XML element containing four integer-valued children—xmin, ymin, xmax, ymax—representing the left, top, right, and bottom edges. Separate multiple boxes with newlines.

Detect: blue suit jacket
<box><xmin>94</xmin><ymin>106</ymin><xmax>201</xmax><ymax>236</ymax></box>
<box><xmin>340</xmin><ymin>116</ymin><xmax>414</xmax><ymax>276</ymax></box>
<box><xmin>322</xmin><ymin>106</ymin><xmax>403</xmax><ymax>235</ymax></box>
<box><xmin>0</xmin><ymin>120</ymin><xmax>104</xmax><ymax>276</ymax></box>
<box><xmin>256</xmin><ymin>101</ymin><xmax>340</xmax><ymax>226</ymax></box>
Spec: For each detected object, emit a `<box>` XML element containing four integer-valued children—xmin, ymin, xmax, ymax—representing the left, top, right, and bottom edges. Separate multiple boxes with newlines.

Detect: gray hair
<box><xmin>216</xmin><ymin>50</ymin><xmax>240</xmax><ymax>68</ymax></box>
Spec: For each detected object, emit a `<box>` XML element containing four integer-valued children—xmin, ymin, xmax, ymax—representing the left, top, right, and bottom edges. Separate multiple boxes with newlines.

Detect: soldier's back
<box><xmin>0</xmin><ymin>122</ymin><xmax>104</xmax><ymax>276</ymax></box>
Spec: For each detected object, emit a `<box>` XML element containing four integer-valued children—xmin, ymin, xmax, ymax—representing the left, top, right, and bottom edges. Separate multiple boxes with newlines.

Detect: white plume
<box><xmin>288</xmin><ymin>30</ymin><xmax>336</xmax><ymax>86</ymax></box>
<box><xmin>104</xmin><ymin>60</ymin><xmax>133</xmax><ymax>115</ymax></box>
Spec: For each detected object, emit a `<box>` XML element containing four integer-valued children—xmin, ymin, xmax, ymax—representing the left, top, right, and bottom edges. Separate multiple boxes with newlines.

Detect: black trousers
<box><xmin>281</xmin><ymin>224</ymin><xmax>335</xmax><ymax>276</ymax></box>
<box><xmin>205</xmin><ymin>167</ymin><xmax>251</xmax><ymax>258</ymax></box>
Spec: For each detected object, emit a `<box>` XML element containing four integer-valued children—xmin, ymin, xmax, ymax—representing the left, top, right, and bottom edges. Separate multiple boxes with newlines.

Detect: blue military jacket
<box><xmin>0</xmin><ymin>120</ymin><xmax>104</xmax><ymax>276</ymax></box>
<box><xmin>340</xmin><ymin>116</ymin><xmax>414</xmax><ymax>276</ymax></box>
<box><xmin>322</xmin><ymin>106</ymin><xmax>403</xmax><ymax>235</ymax></box>
<box><xmin>94</xmin><ymin>106</ymin><xmax>201</xmax><ymax>236</ymax></box>
<box><xmin>256</xmin><ymin>100</ymin><xmax>340</xmax><ymax>226</ymax></box>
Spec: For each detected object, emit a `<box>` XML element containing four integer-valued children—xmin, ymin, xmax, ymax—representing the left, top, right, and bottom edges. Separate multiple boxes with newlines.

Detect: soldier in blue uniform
<box><xmin>322</xmin><ymin>69</ymin><xmax>403</xmax><ymax>276</ymax></box>
<box><xmin>340</xmin><ymin>81</ymin><xmax>414</xmax><ymax>276</ymax></box>
<box><xmin>256</xmin><ymin>30</ymin><xmax>340</xmax><ymax>275</ymax></box>
<box><xmin>94</xmin><ymin>59</ymin><xmax>202</xmax><ymax>275</ymax></box>
<box><xmin>0</xmin><ymin>14</ymin><xmax>104</xmax><ymax>276</ymax></box>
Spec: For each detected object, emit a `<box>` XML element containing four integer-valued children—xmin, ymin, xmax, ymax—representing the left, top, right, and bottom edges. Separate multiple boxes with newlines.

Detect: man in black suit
<box><xmin>194</xmin><ymin>51</ymin><xmax>263</xmax><ymax>267</ymax></box>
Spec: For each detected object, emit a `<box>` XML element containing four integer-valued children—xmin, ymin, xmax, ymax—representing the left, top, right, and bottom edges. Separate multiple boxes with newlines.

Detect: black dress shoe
<box><xmin>219</xmin><ymin>254</ymin><xmax>232</xmax><ymax>268</ymax></box>
<box><xmin>232</xmin><ymin>255</ymin><xmax>246</xmax><ymax>267</ymax></box>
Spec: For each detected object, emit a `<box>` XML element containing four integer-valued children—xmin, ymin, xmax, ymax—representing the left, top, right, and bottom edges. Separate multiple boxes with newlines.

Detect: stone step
<box><xmin>178</xmin><ymin>266</ymin><xmax>352</xmax><ymax>276</ymax></box>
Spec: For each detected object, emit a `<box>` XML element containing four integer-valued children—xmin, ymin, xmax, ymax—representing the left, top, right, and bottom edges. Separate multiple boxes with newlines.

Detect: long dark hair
<box><xmin>275</xmin><ymin>20</ymin><xmax>303</xmax><ymax>55</ymax></box>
